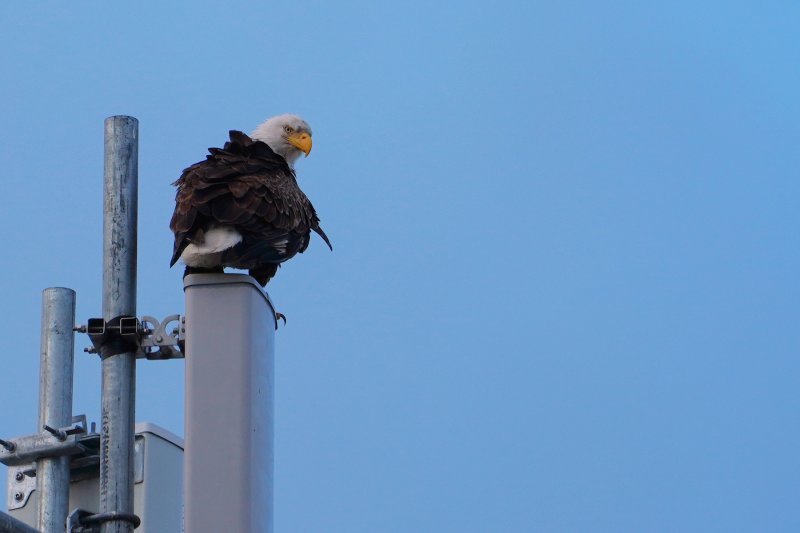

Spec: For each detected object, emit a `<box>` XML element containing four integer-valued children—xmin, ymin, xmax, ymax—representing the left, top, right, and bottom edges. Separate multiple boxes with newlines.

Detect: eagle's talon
<box><xmin>275</xmin><ymin>312</ymin><xmax>287</xmax><ymax>328</ymax></box>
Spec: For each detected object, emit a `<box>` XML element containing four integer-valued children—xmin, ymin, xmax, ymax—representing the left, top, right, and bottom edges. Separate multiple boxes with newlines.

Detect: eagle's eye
<box><xmin>283</xmin><ymin>125</ymin><xmax>294</xmax><ymax>134</ymax></box>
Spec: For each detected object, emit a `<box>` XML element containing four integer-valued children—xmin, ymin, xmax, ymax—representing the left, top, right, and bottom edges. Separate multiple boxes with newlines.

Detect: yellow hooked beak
<box><xmin>286</xmin><ymin>131</ymin><xmax>313</xmax><ymax>157</ymax></box>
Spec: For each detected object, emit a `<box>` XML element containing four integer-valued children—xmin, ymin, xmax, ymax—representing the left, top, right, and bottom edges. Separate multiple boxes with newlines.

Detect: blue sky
<box><xmin>1</xmin><ymin>2</ymin><xmax>799</xmax><ymax>531</ymax></box>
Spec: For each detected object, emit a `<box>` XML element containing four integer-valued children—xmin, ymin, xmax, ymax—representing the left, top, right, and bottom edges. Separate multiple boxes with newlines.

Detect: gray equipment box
<box><xmin>6</xmin><ymin>422</ymin><xmax>183</xmax><ymax>532</ymax></box>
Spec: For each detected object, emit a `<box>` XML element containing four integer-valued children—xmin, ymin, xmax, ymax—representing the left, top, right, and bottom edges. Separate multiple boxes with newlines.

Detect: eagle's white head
<box><xmin>251</xmin><ymin>114</ymin><xmax>313</xmax><ymax>167</ymax></box>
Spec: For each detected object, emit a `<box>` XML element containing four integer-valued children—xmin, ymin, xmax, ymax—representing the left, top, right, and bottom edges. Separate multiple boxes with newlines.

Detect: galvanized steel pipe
<box><xmin>36</xmin><ymin>287</ymin><xmax>76</xmax><ymax>533</ymax></box>
<box><xmin>0</xmin><ymin>510</ymin><xmax>41</xmax><ymax>533</ymax></box>
<box><xmin>100</xmin><ymin>116</ymin><xmax>138</xmax><ymax>533</ymax></box>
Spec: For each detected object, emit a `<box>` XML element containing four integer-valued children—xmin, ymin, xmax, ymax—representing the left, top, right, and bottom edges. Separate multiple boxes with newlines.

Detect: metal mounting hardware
<box><xmin>42</xmin><ymin>415</ymin><xmax>86</xmax><ymax>441</ymax></box>
<box><xmin>0</xmin><ymin>432</ymin><xmax>85</xmax><ymax>467</ymax></box>
<box><xmin>77</xmin><ymin>314</ymin><xmax>185</xmax><ymax>360</ymax></box>
<box><xmin>84</xmin><ymin>316</ymin><xmax>141</xmax><ymax>358</ymax></box>
<box><xmin>0</xmin><ymin>415</ymin><xmax>89</xmax><ymax>467</ymax></box>
<box><xmin>42</xmin><ymin>424</ymin><xmax>67</xmax><ymax>441</ymax></box>
<box><xmin>6</xmin><ymin>463</ymin><xmax>36</xmax><ymax>511</ymax></box>
<box><xmin>138</xmin><ymin>315</ymin><xmax>185</xmax><ymax>360</ymax></box>
<box><xmin>71</xmin><ymin>414</ymin><xmax>88</xmax><ymax>434</ymax></box>
<box><xmin>67</xmin><ymin>509</ymin><xmax>141</xmax><ymax>532</ymax></box>
<box><xmin>67</xmin><ymin>509</ymin><xmax>94</xmax><ymax>533</ymax></box>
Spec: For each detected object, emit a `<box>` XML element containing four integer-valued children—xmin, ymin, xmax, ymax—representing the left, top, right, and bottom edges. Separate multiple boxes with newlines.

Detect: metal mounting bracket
<box><xmin>0</xmin><ymin>415</ymin><xmax>88</xmax><ymax>467</ymax></box>
<box><xmin>6</xmin><ymin>463</ymin><xmax>36</xmax><ymax>511</ymax></box>
<box><xmin>138</xmin><ymin>315</ymin><xmax>185</xmax><ymax>359</ymax></box>
<box><xmin>76</xmin><ymin>314</ymin><xmax>185</xmax><ymax>360</ymax></box>
<box><xmin>67</xmin><ymin>509</ymin><xmax>96</xmax><ymax>533</ymax></box>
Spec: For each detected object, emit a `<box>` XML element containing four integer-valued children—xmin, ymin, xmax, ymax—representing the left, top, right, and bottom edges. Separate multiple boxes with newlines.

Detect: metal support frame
<box><xmin>2</xmin><ymin>117</ymin><xmax>147</xmax><ymax>532</ymax></box>
<box><xmin>36</xmin><ymin>288</ymin><xmax>76</xmax><ymax>532</ymax></box>
<box><xmin>99</xmin><ymin>116</ymin><xmax>138</xmax><ymax>533</ymax></box>
<box><xmin>0</xmin><ymin>510</ymin><xmax>40</xmax><ymax>533</ymax></box>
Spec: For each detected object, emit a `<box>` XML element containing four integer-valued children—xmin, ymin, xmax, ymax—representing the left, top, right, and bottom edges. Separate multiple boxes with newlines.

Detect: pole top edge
<box><xmin>183</xmin><ymin>273</ymin><xmax>276</xmax><ymax>314</ymax></box>
<box><xmin>104</xmin><ymin>115</ymin><xmax>139</xmax><ymax>123</ymax></box>
<box><xmin>42</xmin><ymin>287</ymin><xmax>76</xmax><ymax>295</ymax></box>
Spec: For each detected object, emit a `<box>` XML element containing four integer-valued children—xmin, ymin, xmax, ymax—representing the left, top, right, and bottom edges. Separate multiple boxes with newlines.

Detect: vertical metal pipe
<box><xmin>36</xmin><ymin>288</ymin><xmax>76</xmax><ymax>533</ymax></box>
<box><xmin>100</xmin><ymin>116</ymin><xmax>138</xmax><ymax>533</ymax></box>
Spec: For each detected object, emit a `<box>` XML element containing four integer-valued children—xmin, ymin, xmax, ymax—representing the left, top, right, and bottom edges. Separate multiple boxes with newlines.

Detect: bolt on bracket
<box><xmin>0</xmin><ymin>415</ymin><xmax>88</xmax><ymax>468</ymax></box>
<box><xmin>6</xmin><ymin>462</ymin><xmax>36</xmax><ymax>511</ymax></box>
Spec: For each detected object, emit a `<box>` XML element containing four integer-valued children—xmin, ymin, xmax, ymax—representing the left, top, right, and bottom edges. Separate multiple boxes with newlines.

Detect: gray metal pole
<box><xmin>100</xmin><ymin>116</ymin><xmax>138</xmax><ymax>533</ymax></box>
<box><xmin>183</xmin><ymin>274</ymin><xmax>276</xmax><ymax>533</ymax></box>
<box><xmin>0</xmin><ymin>511</ymin><xmax>40</xmax><ymax>533</ymax></box>
<box><xmin>36</xmin><ymin>288</ymin><xmax>76</xmax><ymax>533</ymax></box>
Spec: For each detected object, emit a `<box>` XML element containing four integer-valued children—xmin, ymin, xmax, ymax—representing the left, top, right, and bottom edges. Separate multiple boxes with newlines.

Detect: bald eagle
<box><xmin>169</xmin><ymin>114</ymin><xmax>332</xmax><ymax>286</ymax></box>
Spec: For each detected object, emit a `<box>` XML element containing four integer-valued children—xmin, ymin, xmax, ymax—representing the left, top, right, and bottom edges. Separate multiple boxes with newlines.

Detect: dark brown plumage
<box><xmin>169</xmin><ymin>130</ymin><xmax>331</xmax><ymax>286</ymax></box>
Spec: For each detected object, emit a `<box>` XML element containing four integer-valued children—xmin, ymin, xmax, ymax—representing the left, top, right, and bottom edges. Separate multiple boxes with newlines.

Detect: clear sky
<box><xmin>1</xmin><ymin>2</ymin><xmax>798</xmax><ymax>531</ymax></box>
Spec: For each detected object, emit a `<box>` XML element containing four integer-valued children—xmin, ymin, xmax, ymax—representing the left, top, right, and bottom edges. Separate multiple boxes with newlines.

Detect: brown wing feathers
<box><xmin>169</xmin><ymin>131</ymin><xmax>331</xmax><ymax>277</ymax></box>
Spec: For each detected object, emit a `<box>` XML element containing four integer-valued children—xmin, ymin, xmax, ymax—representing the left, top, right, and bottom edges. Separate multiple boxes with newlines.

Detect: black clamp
<box><xmin>79</xmin><ymin>314</ymin><xmax>185</xmax><ymax>360</ymax></box>
<box><xmin>68</xmin><ymin>509</ymin><xmax>141</xmax><ymax>532</ymax></box>
<box><xmin>86</xmin><ymin>316</ymin><xmax>142</xmax><ymax>358</ymax></box>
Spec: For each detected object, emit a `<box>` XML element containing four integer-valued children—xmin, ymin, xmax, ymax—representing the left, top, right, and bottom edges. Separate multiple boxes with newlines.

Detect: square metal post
<box><xmin>183</xmin><ymin>274</ymin><xmax>276</xmax><ymax>533</ymax></box>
